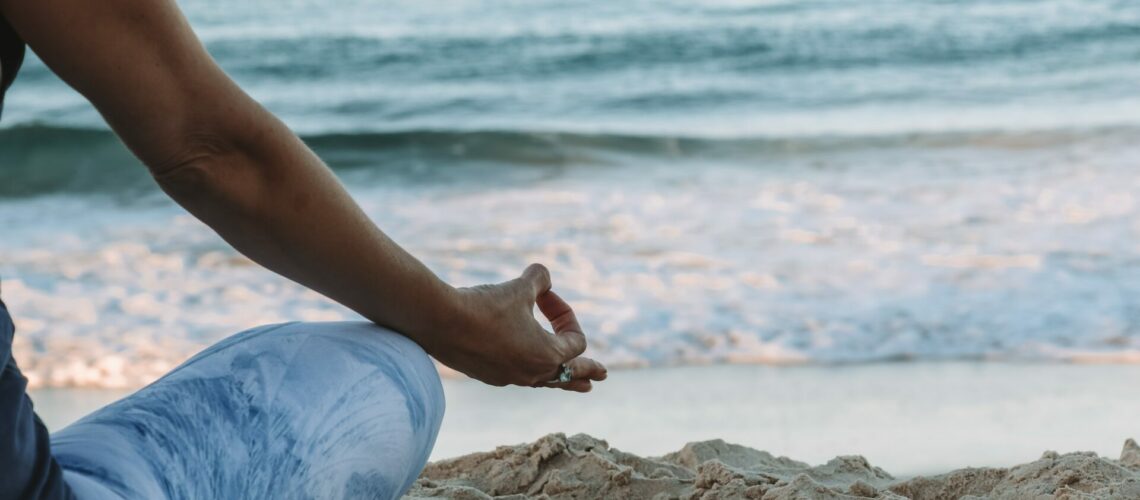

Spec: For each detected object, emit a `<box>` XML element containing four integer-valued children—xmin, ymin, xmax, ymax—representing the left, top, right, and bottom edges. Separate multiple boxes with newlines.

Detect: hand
<box><xmin>428</xmin><ymin>264</ymin><xmax>608</xmax><ymax>392</ymax></box>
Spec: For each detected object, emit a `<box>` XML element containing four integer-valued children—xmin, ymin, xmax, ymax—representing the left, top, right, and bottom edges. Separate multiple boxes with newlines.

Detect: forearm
<box><xmin>154</xmin><ymin>107</ymin><xmax>457</xmax><ymax>352</ymax></box>
<box><xmin>4</xmin><ymin>0</ymin><xmax>606</xmax><ymax>391</ymax></box>
<box><xmin>2</xmin><ymin>0</ymin><xmax>459</xmax><ymax>348</ymax></box>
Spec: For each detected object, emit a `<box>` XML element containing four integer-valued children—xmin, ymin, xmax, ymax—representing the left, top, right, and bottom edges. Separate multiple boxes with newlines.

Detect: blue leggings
<box><xmin>49</xmin><ymin>322</ymin><xmax>445</xmax><ymax>499</ymax></box>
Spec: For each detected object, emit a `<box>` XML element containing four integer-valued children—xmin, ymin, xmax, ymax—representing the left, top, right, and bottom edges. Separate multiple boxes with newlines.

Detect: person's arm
<box><xmin>0</xmin><ymin>0</ymin><xmax>605</xmax><ymax>391</ymax></box>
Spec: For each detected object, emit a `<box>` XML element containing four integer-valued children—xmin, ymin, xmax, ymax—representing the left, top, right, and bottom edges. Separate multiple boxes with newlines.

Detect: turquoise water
<box><xmin>10</xmin><ymin>0</ymin><xmax>1140</xmax><ymax>140</ymax></box>
<box><xmin>3</xmin><ymin>0</ymin><xmax>1140</xmax><ymax>387</ymax></box>
<box><xmin>9</xmin><ymin>0</ymin><xmax>1140</xmax><ymax>195</ymax></box>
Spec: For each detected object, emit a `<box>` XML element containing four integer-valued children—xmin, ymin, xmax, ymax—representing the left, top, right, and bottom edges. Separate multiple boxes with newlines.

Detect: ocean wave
<box><xmin>7</xmin><ymin>0</ymin><xmax>1140</xmax><ymax>143</ymax></box>
<box><xmin>5</xmin><ymin>120</ymin><xmax>1140</xmax><ymax>388</ymax></box>
<box><xmin>4</xmin><ymin>123</ymin><xmax>1139</xmax><ymax>198</ymax></box>
<box><xmin>192</xmin><ymin>18</ymin><xmax>1140</xmax><ymax>82</ymax></box>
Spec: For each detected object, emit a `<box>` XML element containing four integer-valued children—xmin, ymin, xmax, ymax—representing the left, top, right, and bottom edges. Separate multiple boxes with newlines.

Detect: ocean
<box><xmin>3</xmin><ymin>0</ymin><xmax>1140</xmax><ymax>388</ymax></box>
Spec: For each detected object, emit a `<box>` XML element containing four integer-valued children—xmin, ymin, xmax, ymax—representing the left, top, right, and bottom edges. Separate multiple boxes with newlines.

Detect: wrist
<box><xmin>401</xmin><ymin>277</ymin><xmax>465</xmax><ymax>356</ymax></box>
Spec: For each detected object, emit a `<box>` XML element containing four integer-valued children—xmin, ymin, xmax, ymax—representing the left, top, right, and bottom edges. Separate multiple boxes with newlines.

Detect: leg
<box><xmin>50</xmin><ymin>321</ymin><xmax>446</xmax><ymax>500</ymax></box>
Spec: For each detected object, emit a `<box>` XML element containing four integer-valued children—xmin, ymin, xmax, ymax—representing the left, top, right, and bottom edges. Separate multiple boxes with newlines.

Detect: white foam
<box><xmin>4</xmin><ymin>133</ymin><xmax>1140</xmax><ymax>388</ymax></box>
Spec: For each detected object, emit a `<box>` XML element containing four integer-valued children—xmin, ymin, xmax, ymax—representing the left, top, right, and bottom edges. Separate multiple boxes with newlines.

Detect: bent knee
<box><xmin>281</xmin><ymin>322</ymin><xmax>443</xmax><ymax>402</ymax></box>
<box><xmin>170</xmin><ymin>320</ymin><xmax>445</xmax><ymax>430</ymax></box>
<box><xmin>270</xmin><ymin>322</ymin><xmax>445</xmax><ymax>496</ymax></box>
<box><xmin>81</xmin><ymin>321</ymin><xmax>446</xmax><ymax>498</ymax></box>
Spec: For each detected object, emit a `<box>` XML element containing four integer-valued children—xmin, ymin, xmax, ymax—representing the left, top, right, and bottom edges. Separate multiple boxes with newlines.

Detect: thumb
<box><xmin>519</xmin><ymin>263</ymin><xmax>553</xmax><ymax>297</ymax></box>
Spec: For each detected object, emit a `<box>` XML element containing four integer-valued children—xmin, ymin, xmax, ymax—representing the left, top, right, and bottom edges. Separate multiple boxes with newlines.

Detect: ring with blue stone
<box><xmin>547</xmin><ymin>363</ymin><xmax>573</xmax><ymax>384</ymax></box>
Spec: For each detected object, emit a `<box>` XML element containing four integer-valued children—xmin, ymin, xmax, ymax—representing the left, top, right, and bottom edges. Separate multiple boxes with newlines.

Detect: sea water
<box><xmin>3</xmin><ymin>0</ymin><xmax>1140</xmax><ymax>388</ymax></box>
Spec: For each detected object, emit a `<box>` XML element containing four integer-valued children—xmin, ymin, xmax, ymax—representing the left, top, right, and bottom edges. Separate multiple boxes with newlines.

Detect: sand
<box><xmin>406</xmin><ymin>434</ymin><xmax>1140</xmax><ymax>499</ymax></box>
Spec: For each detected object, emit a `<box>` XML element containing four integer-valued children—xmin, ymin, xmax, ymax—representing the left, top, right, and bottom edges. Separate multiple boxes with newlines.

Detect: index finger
<box><xmin>536</xmin><ymin>289</ymin><xmax>587</xmax><ymax>360</ymax></box>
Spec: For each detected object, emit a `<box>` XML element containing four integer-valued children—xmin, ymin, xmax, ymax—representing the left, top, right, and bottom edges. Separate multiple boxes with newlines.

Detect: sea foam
<box><xmin>3</xmin><ymin>130</ymin><xmax>1140</xmax><ymax>388</ymax></box>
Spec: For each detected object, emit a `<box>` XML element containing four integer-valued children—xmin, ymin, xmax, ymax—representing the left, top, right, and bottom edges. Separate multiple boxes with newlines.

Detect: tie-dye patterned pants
<box><xmin>50</xmin><ymin>321</ymin><xmax>445</xmax><ymax>499</ymax></box>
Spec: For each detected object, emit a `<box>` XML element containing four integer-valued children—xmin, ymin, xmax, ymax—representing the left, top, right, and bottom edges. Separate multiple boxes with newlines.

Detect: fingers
<box><xmin>536</xmin><ymin>289</ymin><xmax>587</xmax><ymax>361</ymax></box>
<box><xmin>559</xmin><ymin>380</ymin><xmax>594</xmax><ymax>393</ymax></box>
<box><xmin>517</xmin><ymin>263</ymin><xmax>594</xmax><ymax>388</ymax></box>
<box><xmin>567</xmin><ymin>356</ymin><xmax>608</xmax><ymax>381</ymax></box>
<box><xmin>536</xmin><ymin>356</ymin><xmax>608</xmax><ymax>393</ymax></box>
<box><xmin>518</xmin><ymin>263</ymin><xmax>587</xmax><ymax>361</ymax></box>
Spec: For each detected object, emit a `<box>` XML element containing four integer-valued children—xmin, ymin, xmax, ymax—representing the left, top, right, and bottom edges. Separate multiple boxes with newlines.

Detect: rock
<box><xmin>1121</xmin><ymin>439</ymin><xmax>1140</xmax><ymax>469</ymax></box>
<box><xmin>404</xmin><ymin>434</ymin><xmax>1140</xmax><ymax>499</ymax></box>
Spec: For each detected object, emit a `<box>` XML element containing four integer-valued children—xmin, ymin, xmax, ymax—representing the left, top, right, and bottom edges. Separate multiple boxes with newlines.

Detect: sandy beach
<box><xmin>34</xmin><ymin>363</ymin><xmax>1140</xmax><ymax>498</ymax></box>
<box><xmin>409</xmin><ymin>363</ymin><xmax>1140</xmax><ymax>498</ymax></box>
<box><xmin>8</xmin><ymin>0</ymin><xmax>1140</xmax><ymax>498</ymax></box>
<box><xmin>407</xmin><ymin>433</ymin><xmax>1140</xmax><ymax>499</ymax></box>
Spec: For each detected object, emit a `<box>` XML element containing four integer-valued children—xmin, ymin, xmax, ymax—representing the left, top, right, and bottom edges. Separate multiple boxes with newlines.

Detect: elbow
<box><xmin>145</xmin><ymin>133</ymin><xmax>235</xmax><ymax>199</ymax></box>
<box><xmin>142</xmin><ymin>107</ymin><xmax>292</xmax><ymax>207</ymax></box>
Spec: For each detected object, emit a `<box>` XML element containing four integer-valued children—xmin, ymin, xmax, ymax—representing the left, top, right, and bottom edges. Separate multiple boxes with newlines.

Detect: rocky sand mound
<box><xmin>406</xmin><ymin>434</ymin><xmax>1140</xmax><ymax>499</ymax></box>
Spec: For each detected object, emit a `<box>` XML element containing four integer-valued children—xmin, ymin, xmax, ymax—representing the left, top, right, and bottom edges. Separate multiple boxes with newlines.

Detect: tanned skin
<box><xmin>0</xmin><ymin>0</ymin><xmax>607</xmax><ymax>391</ymax></box>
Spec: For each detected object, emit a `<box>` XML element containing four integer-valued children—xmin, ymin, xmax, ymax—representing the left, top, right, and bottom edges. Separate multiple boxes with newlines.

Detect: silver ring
<box><xmin>547</xmin><ymin>363</ymin><xmax>573</xmax><ymax>384</ymax></box>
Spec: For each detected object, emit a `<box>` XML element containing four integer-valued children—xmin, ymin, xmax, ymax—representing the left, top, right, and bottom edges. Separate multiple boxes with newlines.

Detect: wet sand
<box><xmin>429</xmin><ymin>363</ymin><xmax>1140</xmax><ymax>477</ymax></box>
<box><xmin>32</xmin><ymin>362</ymin><xmax>1140</xmax><ymax>496</ymax></box>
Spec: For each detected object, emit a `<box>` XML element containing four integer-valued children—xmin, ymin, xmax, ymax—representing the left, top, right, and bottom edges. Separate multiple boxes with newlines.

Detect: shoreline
<box><xmin>33</xmin><ymin>361</ymin><xmax>1140</xmax><ymax>479</ymax></box>
<box><xmin>430</xmin><ymin>362</ymin><xmax>1140</xmax><ymax>477</ymax></box>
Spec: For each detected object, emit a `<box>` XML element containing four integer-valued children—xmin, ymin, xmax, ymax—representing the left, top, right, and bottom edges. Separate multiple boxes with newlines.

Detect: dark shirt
<box><xmin>0</xmin><ymin>15</ymin><xmax>73</xmax><ymax>500</ymax></box>
<box><xmin>0</xmin><ymin>13</ymin><xmax>26</xmax><ymax>117</ymax></box>
<box><xmin>1</xmin><ymin>301</ymin><xmax>73</xmax><ymax>500</ymax></box>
